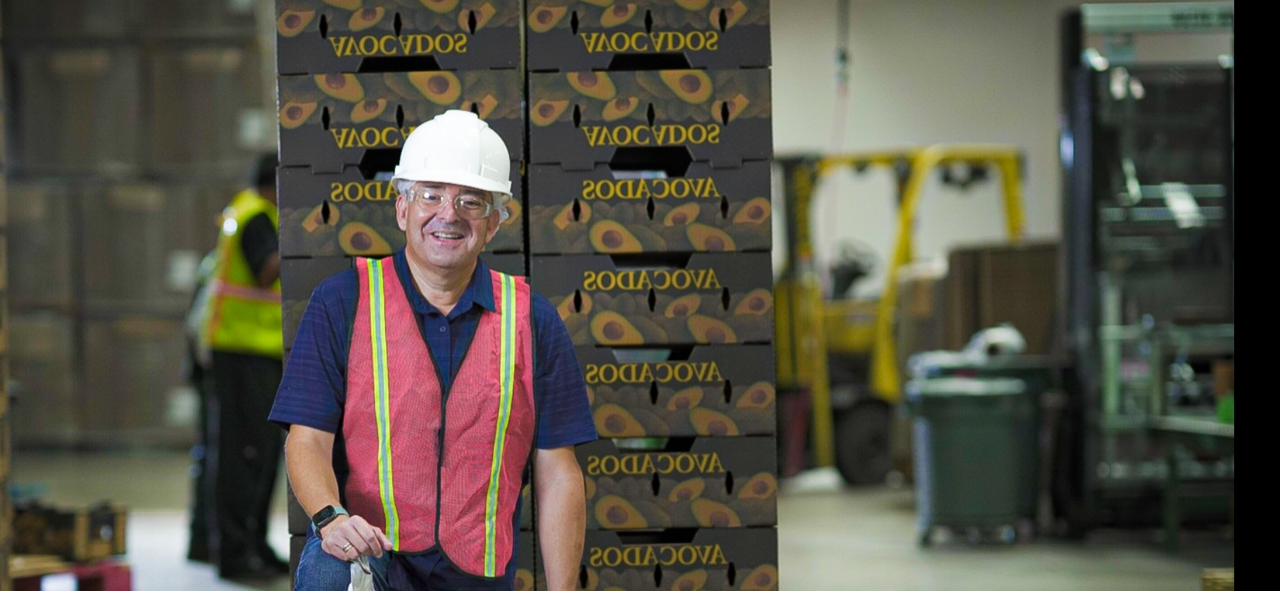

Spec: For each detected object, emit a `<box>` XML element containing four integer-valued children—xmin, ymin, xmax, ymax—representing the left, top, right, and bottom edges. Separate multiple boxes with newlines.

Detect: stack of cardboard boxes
<box><xmin>273</xmin><ymin>0</ymin><xmax>533</xmax><ymax>582</ymax></box>
<box><xmin>2</xmin><ymin>5</ymin><xmax>10</xmax><ymax>582</ymax></box>
<box><xmin>525</xmin><ymin>2</ymin><xmax>778</xmax><ymax>589</ymax></box>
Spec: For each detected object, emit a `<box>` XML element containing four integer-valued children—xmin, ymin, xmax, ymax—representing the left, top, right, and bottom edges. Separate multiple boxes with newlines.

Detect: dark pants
<box><xmin>207</xmin><ymin>351</ymin><xmax>285</xmax><ymax>577</ymax></box>
<box><xmin>187</xmin><ymin>351</ymin><xmax>211</xmax><ymax>561</ymax></box>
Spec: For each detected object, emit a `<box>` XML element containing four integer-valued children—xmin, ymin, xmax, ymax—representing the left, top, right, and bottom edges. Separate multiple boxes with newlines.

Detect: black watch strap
<box><xmin>312</xmin><ymin>505</ymin><xmax>349</xmax><ymax>532</ymax></box>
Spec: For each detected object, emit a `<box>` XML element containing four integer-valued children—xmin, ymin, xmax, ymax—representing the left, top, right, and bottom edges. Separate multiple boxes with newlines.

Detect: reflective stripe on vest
<box><xmin>345</xmin><ymin>257</ymin><xmax>535</xmax><ymax>578</ymax></box>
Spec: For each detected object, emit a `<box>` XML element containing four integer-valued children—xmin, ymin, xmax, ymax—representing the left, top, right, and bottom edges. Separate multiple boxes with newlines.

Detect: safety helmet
<box><xmin>392</xmin><ymin>110</ymin><xmax>512</xmax><ymax>219</ymax></box>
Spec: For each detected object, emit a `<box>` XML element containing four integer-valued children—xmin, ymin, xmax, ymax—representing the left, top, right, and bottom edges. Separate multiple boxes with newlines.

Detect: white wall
<box><xmin>770</xmin><ymin>0</ymin><xmax>1230</xmax><ymax>295</ymax></box>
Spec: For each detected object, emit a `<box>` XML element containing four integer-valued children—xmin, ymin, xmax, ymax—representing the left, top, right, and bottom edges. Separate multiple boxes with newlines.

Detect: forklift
<box><xmin>775</xmin><ymin>145</ymin><xmax>1027</xmax><ymax>484</ymax></box>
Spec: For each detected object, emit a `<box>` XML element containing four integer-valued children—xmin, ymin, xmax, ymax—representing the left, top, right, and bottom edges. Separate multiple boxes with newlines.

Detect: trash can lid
<box><xmin>906</xmin><ymin>377</ymin><xmax>1026</xmax><ymax>398</ymax></box>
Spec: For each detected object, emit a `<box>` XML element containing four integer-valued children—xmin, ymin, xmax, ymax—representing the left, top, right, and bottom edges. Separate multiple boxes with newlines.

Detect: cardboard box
<box><xmin>143</xmin><ymin>0</ymin><xmax>256</xmax><ymax>38</ymax></box>
<box><xmin>528</xmin><ymin>161</ymin><xmax>771</xmax><ymax>254</ymax></box>
<box><xmin>2</xmin><ymin>0</ymin><xmax>138</xmax><ymax>40</ymax></box>
<box><xmin>528</xmin><ymin>69</ymin><xmax>772</xmax><ymax>170</ymax></box>
<box><xmin>278</xmin><ymin>164</ymin><xmax>524</xmax><ymax>258</ymax></box>
<box><xmin>515</xmin><ymin>528</ymin><xmax>537</xmax><ymax>591</ymax></box>
<box><xmin>81</xmin><ymin>319</ymin><xmax>184</xmax><ymax>434</ymax></box>
<box><xmin>5</xmin><ymin>182</ymin><xmax>75</xmax><ymax>308</ymax></box>
<box><xmin>277</xmin><ymin>0</ymin><xmax>521</xmax><ymax>75</ymax></box>
<box><xmin>278</xmin><ymin>70</ymin><xmax>523</xmax><ymax>173</ymax></box>
<box><xmin>13</xmin><ymin>47</ymin><xmax>141</xmax><ymax>175</ymax></box>
<box><xmin>7</xmin><ymin>313</ymin><xmax>77</xmax><ymax>444</ymax></box>
<box><xmin>531</xmin><ymin>253</ymin><xmax>774</xmax><ymax>347</ymax></box>
<box><xmin>576</xmin><ymin>437</ymin><xmax>776</xmax><ymax>530</ymax></box>
<box><xmin>527</xmin><ymin>0</ymin><xmax>770</xmax><ymax>71</ymax></box>
<box><xmin>12</xmin><ymin>502</ymin><xmax>128</xmax><ymax>562</ymax></box>
<box><xmin>148</xmin><ymin>45</ymin><xmax>263</xmax><ymax>174</ymax></box>
<box><xmin>579</xmin><ymin>345</ymin><xmax>776</xmax><ymax>437</ymax></box>
<box><xmin>944</xmin><ymin>242</ymin><xmax>1059</xmax><ymax>354</ymax></box>
<box><xmin>282</xmin><ymin>253</ymin><xmax>525</xmax><ymax>349</ymax></box>
<box><xmin>537</xmin><ymin>528</ymin><xmax>778</xmax><ymax>591</ymax></box>
<box><xmin>1213</xmin><ymin>360</ymin><xmax>1234</xmax><ymax>399</ymax></box>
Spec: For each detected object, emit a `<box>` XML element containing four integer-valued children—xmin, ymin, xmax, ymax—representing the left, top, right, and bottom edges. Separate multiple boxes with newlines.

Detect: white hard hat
<box><xmin>392</xmin><ymin>110</ymin><xmax>512</xmax><ymax>216</ymax></box>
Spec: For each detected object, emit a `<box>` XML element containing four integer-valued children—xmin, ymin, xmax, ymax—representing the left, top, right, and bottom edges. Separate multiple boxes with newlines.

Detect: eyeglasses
<box><xmin>403</xmin><ymin>185</ymin><xmax>494</xmax><ymax>220</ymax></box>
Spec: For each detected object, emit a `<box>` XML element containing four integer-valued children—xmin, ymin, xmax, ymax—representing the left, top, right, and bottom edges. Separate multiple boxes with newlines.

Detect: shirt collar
<box><xmin>393</xmin><ymin>249</ymin><xmax>496</xmax><ymax>317</ymax></box>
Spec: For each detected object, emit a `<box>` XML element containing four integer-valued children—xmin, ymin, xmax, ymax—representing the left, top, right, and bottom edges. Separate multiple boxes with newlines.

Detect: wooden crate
<box><xmin>1203</xmin><ymin>569</ymin><xmax>1234</xmax><ymax>591</ymax></box>
<box><xmin>12</xmin><ymin>503</ymin><xmax>127</xmax><ymax>562</ymax></box>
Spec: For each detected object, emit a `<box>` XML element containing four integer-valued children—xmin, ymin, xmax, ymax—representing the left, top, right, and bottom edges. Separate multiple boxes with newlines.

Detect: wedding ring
<box><xmin>342</xmin><ymin>542</ymin><xmax>354</xmax><ymax>553</ymax></box>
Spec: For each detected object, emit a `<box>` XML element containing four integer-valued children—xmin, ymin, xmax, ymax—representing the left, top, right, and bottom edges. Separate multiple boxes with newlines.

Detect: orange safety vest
<box><xmin>344</xmin><ymin>257</ymin><xmax>535</xmax><ymax>578</ymax></box>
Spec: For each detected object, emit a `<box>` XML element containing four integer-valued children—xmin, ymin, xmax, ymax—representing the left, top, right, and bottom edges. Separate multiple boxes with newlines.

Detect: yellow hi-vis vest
<box><xmin>203</xmin><ymin>189</ymin><xmax>283</xmax><ymax>359</ymax></box>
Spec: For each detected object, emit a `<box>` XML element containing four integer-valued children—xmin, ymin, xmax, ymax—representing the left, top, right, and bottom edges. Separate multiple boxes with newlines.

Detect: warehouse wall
<box><xmin>770</xmin><ymin>0</ymin><xmax>1232</xmax><ymax>295</ymax></box>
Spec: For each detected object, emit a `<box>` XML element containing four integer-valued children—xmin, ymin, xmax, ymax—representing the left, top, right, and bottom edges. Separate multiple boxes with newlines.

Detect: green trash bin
<box><xmin>910</xmin><ymin>354</ymin><xmax>1050</xmax><ymax>524</ymax></box>
<box><xmin>908</xmin><ymin>377</ymin><xmax>1025</xmax><ymax>546</ymax></box>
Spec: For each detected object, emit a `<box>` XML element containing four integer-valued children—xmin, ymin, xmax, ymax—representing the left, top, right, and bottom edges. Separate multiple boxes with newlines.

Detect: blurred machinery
<box><xmin>775</xmin><ymin>145</ymin><xmax>1027</xmax><ymax>484</ymax></box>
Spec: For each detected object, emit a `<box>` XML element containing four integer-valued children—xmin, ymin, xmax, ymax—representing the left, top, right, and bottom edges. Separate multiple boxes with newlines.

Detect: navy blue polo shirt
<box><xmin>268</xmin><ymin>249</ymin><xmax>597</xmax><ymax>583</ymax></box>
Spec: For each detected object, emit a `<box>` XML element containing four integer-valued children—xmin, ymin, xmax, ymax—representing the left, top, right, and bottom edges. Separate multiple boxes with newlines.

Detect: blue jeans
<box><xmin>294</xmin><ymin>533</ymin><xmax>351</xmax><ymax>591</ymax></box>
<box><xmin>294</xmin><ymin>532</ymin><xmax>513</xmax><ymax>590</ymax></box>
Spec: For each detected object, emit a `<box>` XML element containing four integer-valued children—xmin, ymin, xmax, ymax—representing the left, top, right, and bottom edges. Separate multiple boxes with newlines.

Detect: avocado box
<box><xmin>530</xmin><ymin>253</ymin><xmax>774</xmax><ymax>347</ymax></box>
<box><xmin>579</xmin><ymin>346</ymin><xmax>776</xmax><ymax>437</ymax></box>
<box><xmin>575</xmin><ymin>437</ymin><xmax>777</xmax><ymax>530</ymax></box>
<box><xmin>278</xmin><ymin>69</ymin><xmax>522</xmax><ymax>173</ymax></box>
<box><xmin>281</xmin><ymin>253</ymin><xmax>525</xmax><ymax>349</ymax></box>
<box><xmin>278</xmin><ymin>164</ymin><xmax>524</xmax><ymax>258</ymax></box>
<box><xmin>277</xmin><ymin>0</ymin><xmax>521</xmax><ymax>74</ymax></box>
<box><xmin>536</xmin><ymin>528</ymin><xmax>778</xmax><ymax>591</ymax></box>
<box><xmin>528</xmin><ymin>69</ymin><xmax>771</xmax><ymax>170</ymax></box>
<box><xmin>527</xmin><ymin>161</ymin><xmax>771</xmax><ymax>254</ymax></box>
<box><xmin>527</xmin><ymin>0</ymin><xmax>770</xmax><ymax>71</ymax></box>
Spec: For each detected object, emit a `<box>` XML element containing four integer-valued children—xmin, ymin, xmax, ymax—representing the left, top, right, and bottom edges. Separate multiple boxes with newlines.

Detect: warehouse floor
<box><xmin>11</xmin><ymin>451</ymin><xmax>1232</xmax><ymax>591</ymax></box>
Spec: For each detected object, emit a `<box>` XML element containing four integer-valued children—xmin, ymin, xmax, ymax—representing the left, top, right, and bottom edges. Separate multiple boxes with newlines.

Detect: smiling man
<box><xmin>270</xmin><ymin>110</ymin><xmax>596</xmax><ymax>591</ymax></box>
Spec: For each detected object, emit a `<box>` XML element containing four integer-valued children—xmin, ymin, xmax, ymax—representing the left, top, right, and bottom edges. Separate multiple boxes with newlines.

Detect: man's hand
<box><xmin>319</xmin><ymin>515</ymin><xmax>393</xmax><ymax>561</ymax></box>
<box><xmin>535</xmin><ymin>447</ymin><xmax>586</xmax><ymax>591</ymax></box>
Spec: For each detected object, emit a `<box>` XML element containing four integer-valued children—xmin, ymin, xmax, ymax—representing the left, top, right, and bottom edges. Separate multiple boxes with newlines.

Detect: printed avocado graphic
<box><xmin>675</xmin><ymin>0</ymin><xmax>711</xmax><ymax>10</ymax></box>
<box><xmin>686</xmin><ymin>223</ymin><xmax>736</xmax><ymax>252</ymax></box>
<box><xmin>529</xmin><ymin>6</ymin><xmax>568</xmax><ymax>33</ymax></box>
<box><xmin>590</xmin><ymin>220</ymin><xmax>642</xmax><ymax>253</ymax></box>
<box><xmin>302</xmin><ymin>202</ymin><xmax>341</xmax><ymax>233</ymax></box>
<box><xmin>322</xmin><ymin>0</ymin><xmax>361</xmax><ymax>10</ymax></box>
<box><xmin>279</xmin><ymin>101</ymin><xmax>318</xmax><ymax>129</ymax></box>
<box><xmin>557</xmin><ymin>291</ymin><xmax>593</xmax><ymax>319</ymax></box>
<box><xmin>315</xmin><ymin>74</ymin><xmax>364</xmax><ymax>103</ymax></box>
<box><xmin>513</xmin><ymin>570</ymin><xmax>534</xmax><ymax>591</ymax></box>
<box><xmin>714</xmin><ymin>94</ymin><xmax>751</xmax><ymax>123</ymax></box>
<box><xmin>568</xmin><ymin>71</ymin><xmax>618</xmax><ymax>101</ymax></box>
<box><xmin>736</xmin><ymin>381</ymin><xmax>775</xmax><ymax>409</ymax></box>
<box><xmin>591</xmin><ymin>311</ymin><xmax>643</xmax><ymax>346</ymax></box>
<box><xmin>691</xmin><ymin>408</ymin><xmax>739</xmax><ymax>436</ymax></box>
<box><xmin>348</xmin><ymin>7</ymin><xmax>385</xmax><ymax>32</ymax></box>
<box><xmin>602</xmin><ymin>97</ymin><xmax>640</xmax><ymax>122</ymax></box>
<box><xmin>732</xmin><ymin>196</ymin><xmax>771</xmax><ymax>224</ymax></box>
<box><xmin>663</xmin><ymin>294</ymin><xmax>702</xmax><ymax>319</ymax></box>
<box><xmin>340</xmin><ymin>222</ymin><xmax>392</xmax><ymax>255</ymax></box>
<box><xmin>580</xmin><ymin>568</ymin><xmax>600</xmax><ymax>591</ymax></box>
<box><xmin>738</xmin><ymin>473</ymin><xmax>777</xmax><ymax>500</ymax></box>
<box><xmin>531</xmin><ymin>99</ymin><xmax>570</xmax><ymax>127</ymax></box>
<box><xmin>552</xmin><ymin>199</ymin><xmax>589</xmax><ymax>229</ymax></box>
<box><xmin>351</xmin><ymin>98</ymin><xmax>388</xmax><ymax>124</ymax></box>
<box><xmin>733</xmin><ymin>288</ymin><xmax>773</xmax><ymax>316</ymax></box>
<box><xmin>667</xmin><ymin>479</ymin><xmax>706</xmax><ymax>503</ymax></box>
<box><xmin>419</xmin><ymin>0</ymin><xmax>460</xmax><ymax>14</ymax></box>
<box><xmin>670</xmin><ymin>570</ymin><xmax>709</xmax><ymax>591</ymax></box>
<box><xmin>462</xmin><ymin>94</ymin><xmax>499</xmax><ymax>119</ymax></box>
<box><xmin>691</xmin><ymin>499</ymin><xmax>741</xmax><ymax>528</ymax></box>
<box><xmin>595</xmin><ymin>403</ymin><xmax>646</xmax><ymax>437</ymax></box>
<box><xmin>277</xmin><ymin>10</ymin><xmax>315</xmax><ymax>37</ymax></box>
<box><xmin>600</xmin><ymin>3</ymin><xmax>638</xmax><ymax>27</ymax></box>
<box><xmin>741</xmin><ymin>565</ymin><xmax>779</xmax><ymax>591</ymax></box>
<box><xmin>585</xmin><ymin>478</ymin><xmax>597</xmax><ymax>500</ymax></box>
<box><xmin>409</xmin><ymin>72</ymin><xmax>461</xmax><ymax>105</ymax></box>
<box><xmin>688</xmin><ymin>315</ymin><xmax>738</xmax><ymax>344</ymax></box>
<box><xmin>582</xmin><ymin>0</ymin><xmax>614</xmax><ymax>6</ymax></box>
<box><xmin>460</xmin><ymin>3</ymin><xmax>497</xmax><ymax>31</ymax></box>
<box><xmin>711</xmin><ymin>0</ymin><xmax>749</xmax><ymax>30</ymax></box>
<box><xmin>666</xmin><ymin>386</ymin><xmax>704</xmax><ymax>411</ymax></box>
<box><xmin>595</xmin><ymin>495</ymin><xmax>649</xmax><ymax>529</ymax></box>
<box><xmin>661</xmin><ymin>70</ymin><xmax>713</xmax><ymax>104</ymax></box>
<box><xmin>663</xmin><ymin>203</ymin><xmax>700</xmax><ymax>227</ymax></box>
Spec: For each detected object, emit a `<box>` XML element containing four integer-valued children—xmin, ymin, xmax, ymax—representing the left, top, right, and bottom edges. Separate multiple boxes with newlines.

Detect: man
<box><xmin>270</xmin><ymin>110</ymin><xmax>596</xmax><ymax>591</ymax></box>
<box><xmin>202</xmin><ymin>153</ymin><xmax>288</xmax><ymax>579</ymax></box>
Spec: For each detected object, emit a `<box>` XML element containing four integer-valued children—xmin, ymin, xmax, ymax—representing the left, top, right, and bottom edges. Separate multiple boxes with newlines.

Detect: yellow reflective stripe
<box><xmin>484</xmin><ymin>273</ymin><xmax>518</xmax><ymax>576</ymax></box>
<box><xmin>368</xmin><ymin>259</ymin><xmax>400</xmax><ymax>550</ymax></box>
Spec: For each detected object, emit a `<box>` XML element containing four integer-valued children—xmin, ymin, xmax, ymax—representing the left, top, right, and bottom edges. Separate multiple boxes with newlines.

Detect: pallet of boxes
<box><xmin>274</xmin><ymin>0</ymin><xmax>532</xmax><ymax>585</ymax></box>
<box><xmin>526</xmin><ymin>2</ymin><xmax>778</xmax><ymax>589</ymax></box>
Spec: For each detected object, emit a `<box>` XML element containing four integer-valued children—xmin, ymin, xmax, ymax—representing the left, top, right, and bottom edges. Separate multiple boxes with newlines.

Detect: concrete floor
<box><xmin>11</xmin><ymin>451</ymin><xmax>1231</xmax><ymax>591</ymax></box>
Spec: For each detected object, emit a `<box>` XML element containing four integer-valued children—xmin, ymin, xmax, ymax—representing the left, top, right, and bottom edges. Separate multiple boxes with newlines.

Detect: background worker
<box><xmin>269</xmin><ymin>110</ymin><xmax>596</xmax><ymax>591</ymax></box>
<box><xmin>201</xmin><ymin>153</ymin><xmax>288</xmax><ymax>579</ymax></box>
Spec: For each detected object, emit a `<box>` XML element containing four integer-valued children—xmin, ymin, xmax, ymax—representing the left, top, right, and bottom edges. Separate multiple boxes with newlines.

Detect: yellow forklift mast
<box><xmin>776</xmin><ymin>145</ymin><xmax>1026</xmax><ymax>480</ymax></box>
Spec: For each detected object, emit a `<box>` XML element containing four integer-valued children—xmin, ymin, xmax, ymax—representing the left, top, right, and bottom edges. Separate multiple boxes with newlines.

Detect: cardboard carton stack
<box><xmin>525</xmin><ymin>2</ymin><xmax>778</xmax><ymax>589</ymax></box>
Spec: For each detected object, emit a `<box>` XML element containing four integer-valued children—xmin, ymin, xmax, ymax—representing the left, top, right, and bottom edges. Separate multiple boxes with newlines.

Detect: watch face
<box><xmin>313</xmin><ymin>506</ymin><xmax>335</xmax><ymax>525</ymax></box>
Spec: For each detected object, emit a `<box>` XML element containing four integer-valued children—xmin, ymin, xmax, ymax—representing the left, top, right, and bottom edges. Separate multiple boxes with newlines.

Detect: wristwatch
<box><xmin>311</xmin><ymin>505</ymin><xmax>349</xmax><ymax>533</ymax></box>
